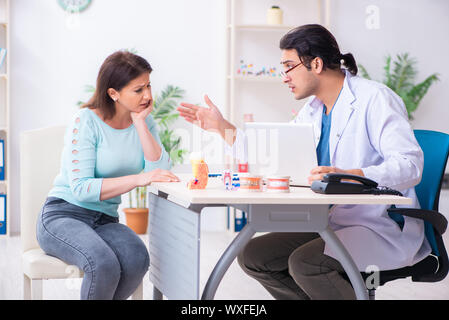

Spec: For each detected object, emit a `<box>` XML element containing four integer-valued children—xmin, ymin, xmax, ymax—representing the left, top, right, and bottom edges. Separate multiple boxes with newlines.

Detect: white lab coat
<box><xmin>230</xmin><ymin>69</ymin><xmax>431</xmax><ymax>271</ymax></box>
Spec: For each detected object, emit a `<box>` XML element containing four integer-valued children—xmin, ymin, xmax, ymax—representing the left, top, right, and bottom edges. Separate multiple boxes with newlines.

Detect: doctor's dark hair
<box><xmin>280</xmin><ymin>24</ymin><xmax>358</xmax><ymax>75</ymax></box>
<box><xmin>82</xmin><ymin>50</ymin><xmax>153</xmax><ymax>120</ymax></box>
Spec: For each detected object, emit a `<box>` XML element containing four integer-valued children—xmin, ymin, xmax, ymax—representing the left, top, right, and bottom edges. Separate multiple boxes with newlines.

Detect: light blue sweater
<box><xmin>49</xmin><ymin>108</ymin><xmax>172</xmax><ymax>217</ymax></box>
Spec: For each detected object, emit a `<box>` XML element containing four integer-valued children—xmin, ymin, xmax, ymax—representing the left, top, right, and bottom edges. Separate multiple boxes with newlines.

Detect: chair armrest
<box><xmin>387</xmin><ymin>208</ymin><xmax>447</xmax><ymax>236</ymax></box>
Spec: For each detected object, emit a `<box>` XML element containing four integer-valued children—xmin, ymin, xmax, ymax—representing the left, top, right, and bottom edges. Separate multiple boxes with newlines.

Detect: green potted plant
<box><xmin>123</xmin><ymin>187</ymin><xmax>149</xmax><ymax>234</ymax></box>
<box><xmin>151</xmin><ymin>85</ymin><xmax>189</xmax><ymax>165</ymax></box>
<box><xmin>123</xmin><ymin>84</ymin><xmax>188</xmax><ymax>234</ymax></box>
<box><xmin>358</xmin><ymin>53</ymin><xmax>439</xmax><ymax>120</ymax></box>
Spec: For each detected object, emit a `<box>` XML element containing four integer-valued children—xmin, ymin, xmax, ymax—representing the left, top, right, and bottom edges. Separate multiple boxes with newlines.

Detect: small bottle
<box><xmin>223</xmin><ymin>170</ymin><xmax>232</xmax><ymax>190</ymax></box>
<box><xmin>267</xmin><ymin>6</ymin><xmax>283</xmax><ymax>25</ymax></box>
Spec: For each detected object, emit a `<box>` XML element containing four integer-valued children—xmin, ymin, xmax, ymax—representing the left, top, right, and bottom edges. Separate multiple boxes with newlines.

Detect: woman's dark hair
<box><xmin>82</xmin><ymin>50</ymin><xmax>153</xmax><ymax>120</ymax></box>
<box><xmin>280</xmin><ymin>24</ymin><xmax>358</xmax><ymax>75</ymax></box>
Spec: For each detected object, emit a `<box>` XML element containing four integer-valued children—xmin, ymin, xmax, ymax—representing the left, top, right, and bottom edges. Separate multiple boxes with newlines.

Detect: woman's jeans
<box><xmin>36</xmin><ymin>197</ymin><xmax>149</xmax><ymax>300</ymax></box>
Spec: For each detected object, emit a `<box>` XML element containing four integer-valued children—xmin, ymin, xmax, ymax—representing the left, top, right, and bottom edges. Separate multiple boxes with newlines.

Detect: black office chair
<box><xmin>355</xmin><ymin>130</ymin><xmax>449</xmax><ymax>300</ymax></box>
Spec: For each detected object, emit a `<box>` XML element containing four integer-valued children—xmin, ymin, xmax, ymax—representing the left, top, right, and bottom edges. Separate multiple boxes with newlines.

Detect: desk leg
<box><xmin>319</xmin><ymin>227</ymin><xmax>369</xmax><ymax>300</ymax></box>
<box><xmin>153</xmin><ymin>287</ymin><xmax>163</xmax><ymax>300</ymax></box>
<box><xmin>201</xmin><ymin>223</ymin><xmax>256</xmax><ymax>300</ymax></box>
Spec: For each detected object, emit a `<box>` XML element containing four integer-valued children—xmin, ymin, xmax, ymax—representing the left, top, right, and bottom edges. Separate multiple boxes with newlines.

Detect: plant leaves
<box><xmin>151</xmin><ymin>85</ymin><xmax>187</xmax><ymax>165</ymax></box>
<box><xmin>159</xmin><ymin>113</ymin><xmax>180</xmax><ymax>129</ymax></box>
<box><xmin>405</xmin><ymin>74</ymin><xmax>439</xmax><ymax>117</ymax></box>
<box><xmin>356</xmin><ymin>53</ymin><xmax>438</xmax><ymax>120</ymax></box>
<box><xmin>153</xmin><ymin>85</ymin><xmax>185</xmax><ymax>120</ymax></box>
<box><xmin>391</xmin><ymin>53</ymin><xmax>417</xmax><ymax>92</ymax></box>
<box><xmin>358</xmin><ymin>64</ymin><xmax>371</xmax><ymax>80</ymax></box>
<box><xmin>383</xmin><ymin>55</ymin><xmax>393</xmax><ymax>88</ymax></box>
<box><xmin>407</xmin><ymin>74</ymin><xmax>439</xmax><ymax>104</ymax></box>
<box><xmin>84</xmin><ymin>85</ymin><xmax>95</xmax><ymax>93</ymax></box>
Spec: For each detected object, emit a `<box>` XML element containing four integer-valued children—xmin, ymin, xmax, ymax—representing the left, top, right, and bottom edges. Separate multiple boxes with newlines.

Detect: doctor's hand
<box><xmin>308</xmin><ymin>166</ymin><xmax>364</xmax><ymax>185</ymax></box>
<box><xmin>178</xmin><ymin>95</ymin><xmax>225</xmax><ymax>132</ymax></box>
<box><xmin>178</xmin><ymin>95</ymin><xmax>237</xmax><ymax>146</ymax></box>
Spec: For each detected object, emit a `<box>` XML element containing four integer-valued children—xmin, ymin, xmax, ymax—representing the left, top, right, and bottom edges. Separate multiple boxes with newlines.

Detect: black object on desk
<box><xmin>311</xmin><ymin>173</ymin><xmax>403</xmax><ymax>196</ymax></box>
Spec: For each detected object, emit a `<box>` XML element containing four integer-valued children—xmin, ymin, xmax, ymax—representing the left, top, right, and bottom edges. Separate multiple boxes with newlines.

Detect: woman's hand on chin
<box><xmin>131</xmin><ymin>101</ymin><xmax>153</xmax><ymax>124</ymax></box>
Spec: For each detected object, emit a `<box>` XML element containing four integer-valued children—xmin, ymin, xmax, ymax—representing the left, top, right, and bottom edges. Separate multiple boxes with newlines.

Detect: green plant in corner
<box><xmin>359</xmin><ymin>53</ymin><xmax>439</xmax><ymax>120</ymax></box>
<box><xmin>152</xmin><ymin>85</ymin><xmax>189</xmax><ymax>166</ymax></box>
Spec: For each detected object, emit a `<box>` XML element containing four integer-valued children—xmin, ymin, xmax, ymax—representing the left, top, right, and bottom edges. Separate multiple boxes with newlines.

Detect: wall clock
<box><xmin>58</xmin><ymin>0</ymin><xmax>92</xmax><ymax>13</ymax></box>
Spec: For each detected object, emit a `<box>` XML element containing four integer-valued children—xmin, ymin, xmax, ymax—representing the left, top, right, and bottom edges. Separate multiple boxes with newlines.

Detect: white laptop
<box><xmin>244</xmin><ymin>122</ymin><xmax>317</xmax><ymax>187</ymax></box>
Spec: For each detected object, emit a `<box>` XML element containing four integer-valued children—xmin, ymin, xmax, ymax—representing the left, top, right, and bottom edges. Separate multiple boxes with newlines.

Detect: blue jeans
<box><xmin>36</xmin><ymin>197</ymin><xmax>149</xmax><ymax>300</ymax></box>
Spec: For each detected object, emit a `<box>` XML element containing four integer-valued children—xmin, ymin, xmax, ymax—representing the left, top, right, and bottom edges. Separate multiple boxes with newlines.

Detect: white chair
<box><xmin>20</xmin><ymin>126</ymin><xmax>143</xmax><ymax>300</ymax></box>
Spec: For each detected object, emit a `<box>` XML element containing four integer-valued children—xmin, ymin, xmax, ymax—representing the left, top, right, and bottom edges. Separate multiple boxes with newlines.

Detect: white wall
<box><xmin>331</xmin><ymin>0</ymin><xmax>449</xmax><ymax>134</ymax></box>
<box><xmin>9</xmin><ymin>0</ymin><xmax>449</xmax><ymax>234</ymax></box>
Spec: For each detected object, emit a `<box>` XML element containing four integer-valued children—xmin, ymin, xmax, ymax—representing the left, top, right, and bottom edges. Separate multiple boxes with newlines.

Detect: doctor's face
<box><xmin>281</xmin><ymin>49</ymin><xmax>319</xmax><ymax>100</ymax></box>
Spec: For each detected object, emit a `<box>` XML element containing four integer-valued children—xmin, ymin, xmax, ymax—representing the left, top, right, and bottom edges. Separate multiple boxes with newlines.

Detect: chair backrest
<box><xmin>20</xmin><ymin>126</ymin><xmax>66</xmax><ymax>253</ymax></box>
<box><xmin>414</xmin><ymin>130</ymin><xmax>449</xmax><ymax>212</ymax></box>
<box><xmin>414</xmin><ymin>130</ymin><xmax>449</xmax><ymax>256</ymax></box>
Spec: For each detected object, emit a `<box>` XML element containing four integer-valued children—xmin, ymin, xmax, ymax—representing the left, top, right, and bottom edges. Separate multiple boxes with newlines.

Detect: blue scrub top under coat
<box><xmin>316</xmin><ymin>105</ymin><xmax>333</xmax><ymax>166</ymax></box>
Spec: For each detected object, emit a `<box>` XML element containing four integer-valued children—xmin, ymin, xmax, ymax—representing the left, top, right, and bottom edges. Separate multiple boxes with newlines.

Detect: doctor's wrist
<box><xmin>344</xmin><ymin>169</ymin><xmax>364</xmax><ymax>177</ymax></box>
<box><xmin>218</xmin><ymin>120</ymin><xmax>237</xmax><ymax>146</ymax></box>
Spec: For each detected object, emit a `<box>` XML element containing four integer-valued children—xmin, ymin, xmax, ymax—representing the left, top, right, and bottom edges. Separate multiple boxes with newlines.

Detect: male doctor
<box><xmin>178</xmin><ymin>24</ymin><xmax>431</xmax><ymax>300</ymax></box>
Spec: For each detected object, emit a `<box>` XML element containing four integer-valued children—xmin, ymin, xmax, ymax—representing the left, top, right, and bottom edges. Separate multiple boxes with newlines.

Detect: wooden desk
<box><xmin>147</xmin><ymin>174</ymin><xmax>411</xmax><ymax>300</ymax></box>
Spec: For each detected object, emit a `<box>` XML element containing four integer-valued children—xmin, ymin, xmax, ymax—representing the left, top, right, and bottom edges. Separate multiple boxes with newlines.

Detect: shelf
<box><xmin>229</xmin><ymin>75</ymin><xmax>284</xmax><ymax>83</ymax></box>
<box><xmin>228</xmin><ymin>24</ymin><xmax>295</xmax><ymax>31</ymax></box>
<box><xmin>0</xmin><ymin>0</ymin><xmax>9</xmax><ymax>237</ymax></box>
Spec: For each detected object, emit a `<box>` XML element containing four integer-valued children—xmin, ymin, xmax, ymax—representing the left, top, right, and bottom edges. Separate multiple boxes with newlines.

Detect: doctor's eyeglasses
<box><xmin>280</xmin><ymin>61</ymin><xmax>303</xmax><ymax>78</ymax></box>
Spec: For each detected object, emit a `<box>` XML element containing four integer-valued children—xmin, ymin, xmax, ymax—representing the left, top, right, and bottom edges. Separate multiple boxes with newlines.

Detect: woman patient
<box><xmin>36</xmin><ymin>51</ymin><xmax>179</xmax><ymax>300</ymax></box>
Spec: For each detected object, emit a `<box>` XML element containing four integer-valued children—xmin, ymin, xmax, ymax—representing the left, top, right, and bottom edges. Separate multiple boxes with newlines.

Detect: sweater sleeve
<box><xmin>67</xmin><ymin>112</ymin><xmax>103</xmax><ymax>202</ymax></box>
<box><xmin>143</xmin><ymin>115</ymin><xmax>172</xmax><ymax>172</ymax></box>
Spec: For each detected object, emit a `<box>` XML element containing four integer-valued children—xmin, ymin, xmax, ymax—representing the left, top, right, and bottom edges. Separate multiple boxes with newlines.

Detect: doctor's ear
<box><xmin>312</xmin><ymin>57</ymin><xmax>324</xmax><ymax>74</ymax></box>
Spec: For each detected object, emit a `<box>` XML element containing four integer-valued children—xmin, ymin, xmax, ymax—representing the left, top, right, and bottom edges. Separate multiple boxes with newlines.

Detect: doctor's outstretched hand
<box><xmin>177</xmin><ymin>95</ymin><xmax>237</xmax><ymax>146</ymax></box>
